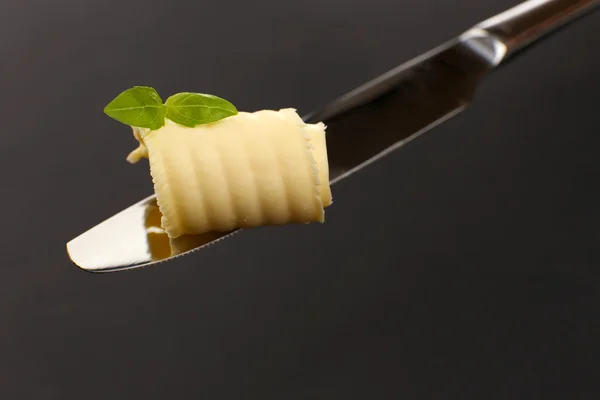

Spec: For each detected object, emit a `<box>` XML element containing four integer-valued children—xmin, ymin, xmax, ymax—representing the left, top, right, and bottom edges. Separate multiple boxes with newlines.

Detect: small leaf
<box><xmin>104</xmin><ymin>86</ymin><xmax>166</xmax><ymax>130</ymax></box>
<box><xmin>165</xmin><ymin>92</ymin><xmax>237</xmax><ymax>127</ymax></box>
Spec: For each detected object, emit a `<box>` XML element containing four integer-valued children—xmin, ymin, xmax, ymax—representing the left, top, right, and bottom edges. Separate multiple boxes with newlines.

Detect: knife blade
<box><xmin>67</xmin><ymin>0</ymin><xmax>600</xmax><ymax>272</ymax></box>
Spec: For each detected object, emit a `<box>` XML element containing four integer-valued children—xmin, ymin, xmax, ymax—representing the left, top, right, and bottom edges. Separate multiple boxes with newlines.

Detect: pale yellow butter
<box><xmin>129</xmin><ymin>108</ymin><xmax>332</xmax><ymax>238</ymax></box>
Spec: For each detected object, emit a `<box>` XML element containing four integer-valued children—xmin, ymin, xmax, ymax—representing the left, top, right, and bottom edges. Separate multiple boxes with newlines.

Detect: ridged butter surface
<box><xmin>129</xmin><ymin>108</ymin><xmax>332</xmax><ymax>238</ymax></box>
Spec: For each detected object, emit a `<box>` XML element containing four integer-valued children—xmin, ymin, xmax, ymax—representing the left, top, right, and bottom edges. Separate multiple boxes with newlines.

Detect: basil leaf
<box><xmin>165</xmin><ymin>92</ymin><xmax>238</xmax><ymax>127</ymax></box>
<box><xmin>104</xmin><ymin>86</ymin><xmax>166</xmax><ymax>130</ymax></box>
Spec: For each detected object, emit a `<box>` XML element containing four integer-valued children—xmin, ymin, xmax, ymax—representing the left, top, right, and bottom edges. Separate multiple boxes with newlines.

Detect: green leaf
<box><xmin>104</xmin><ymin>86</ymin><xmax>166</xmax><ymax>130</ymax></box>
<box><xmin>165</xmin><ymin>92</ymin><xmax>238</xmax><ymax>127</ymax></box>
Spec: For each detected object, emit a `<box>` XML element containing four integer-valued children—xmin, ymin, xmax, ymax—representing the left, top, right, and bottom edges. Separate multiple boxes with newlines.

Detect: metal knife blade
<box><xmin>67</xmin><ymin>0</ymin><xmax>599</xmax><ymax>272</ymax></box>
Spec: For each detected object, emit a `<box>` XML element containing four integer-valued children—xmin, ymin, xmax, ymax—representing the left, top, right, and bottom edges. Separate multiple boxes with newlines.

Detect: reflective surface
<box><xmin>66</xmin><ymin>0</ymin><xmax>599</xmax><ymax>272</ymax></box>
<box><xmin>476</xmin><ymin>0</ymin><xmax>599</xmax><ymax>60</ymax></box>
<box><xmin>66</xmin><ymin>195</ymin><xmax>235</xmax><ymax>272</ymax></box>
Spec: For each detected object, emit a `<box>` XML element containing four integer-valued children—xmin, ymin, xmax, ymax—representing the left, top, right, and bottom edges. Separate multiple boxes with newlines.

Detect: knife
<box><xmin>67</xmin><ymin>0</ymin><xmax>600</xmax><ymax>273</ymax></box>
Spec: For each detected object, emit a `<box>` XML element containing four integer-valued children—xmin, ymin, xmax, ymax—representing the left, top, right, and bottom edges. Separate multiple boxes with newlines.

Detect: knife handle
<box><xmin>475</xmin><ymin>0</ymin><xmax>599</xmax><ymax>61</ymax></box>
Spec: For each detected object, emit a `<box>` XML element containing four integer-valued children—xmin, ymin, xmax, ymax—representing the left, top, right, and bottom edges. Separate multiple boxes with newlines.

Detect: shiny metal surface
<box><xmin>66</xmin><ymin>195</ymin><xmax>236</xmax><ymax>272</ymax></box>
<box><xmin>66</xmin><ymin>0</ymin><xmax>599</xmax><ymax>273</ymax></box>
<box><xmin>476</xmin><ymin>0</ymin><xmax>598</xmax><ymax>61</ymax></box>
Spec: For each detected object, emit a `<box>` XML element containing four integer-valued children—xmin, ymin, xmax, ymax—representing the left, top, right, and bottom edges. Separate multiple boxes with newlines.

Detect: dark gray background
<box><xmin>1</xmin><ymin>0</ymin><xmax>599</xmax><ymax>398</ymax></box>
